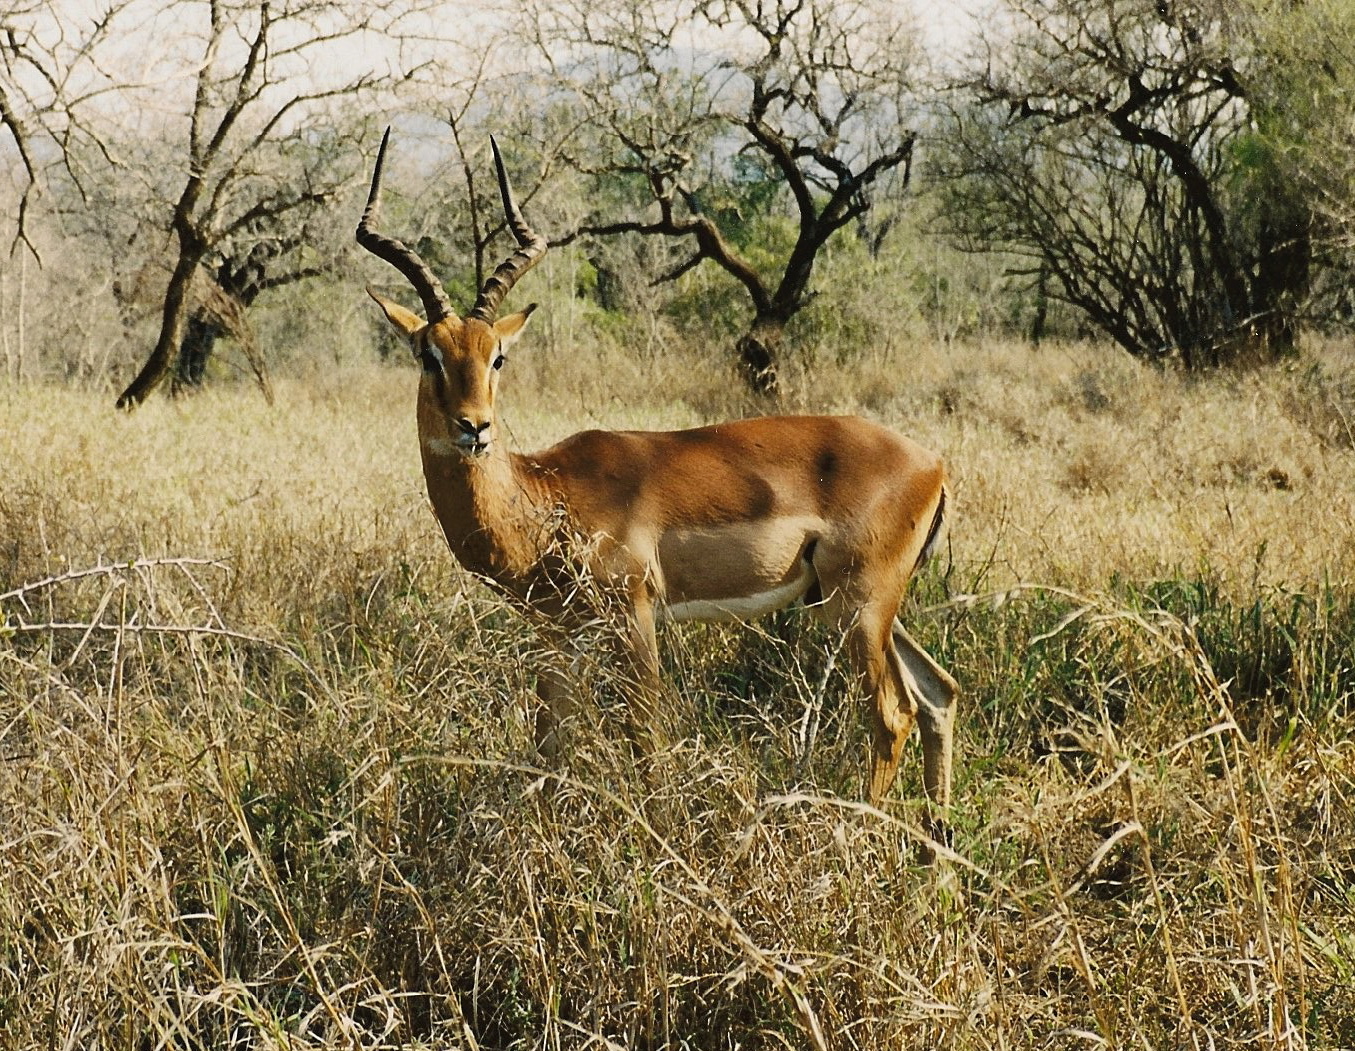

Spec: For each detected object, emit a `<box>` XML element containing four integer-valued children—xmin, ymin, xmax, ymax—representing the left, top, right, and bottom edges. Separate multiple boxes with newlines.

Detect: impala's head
<box><xmin>357</xmin><ymin>129</ymin><xmax>546</xmax><ymax>459</ymax></box>
<box><xmin>365</xmin><ymin>294</ymin><xmax>535</xmax><ymax>458</ymax></box>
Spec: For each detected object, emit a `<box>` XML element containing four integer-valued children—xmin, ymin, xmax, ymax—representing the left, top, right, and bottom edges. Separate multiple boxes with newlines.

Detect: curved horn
<box><xmin>356</xmin><ymin>127</ymin><xmax>454</xmax><ymax>324</ymax></box>
<box><xmin>468</xmin><ymin>136</ymin><xmax>548</xmax><ymax>323</ymax></box>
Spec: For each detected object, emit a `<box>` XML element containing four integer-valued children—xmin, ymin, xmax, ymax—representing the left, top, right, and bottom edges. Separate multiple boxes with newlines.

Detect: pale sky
<box><xmin>920</xmin><ymin>0</ymin><xmax>986</xmax><ymax>62</ymax></box>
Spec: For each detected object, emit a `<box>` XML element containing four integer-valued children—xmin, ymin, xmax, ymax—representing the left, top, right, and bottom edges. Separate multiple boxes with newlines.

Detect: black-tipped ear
<box><xmin>367</xmin><ymin>287</ymin><xmax>425</xmax><ymax>337</ymax></box>
<box><xmin>494</xmin><ymin>305</ymin><xmax>536</xmax><ymax>348</ymax></box>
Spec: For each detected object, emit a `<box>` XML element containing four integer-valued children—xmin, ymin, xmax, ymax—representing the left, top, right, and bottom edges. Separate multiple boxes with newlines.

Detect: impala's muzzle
<box><xmin>455</xmin><ymin>418</ymin><xmax>492</xmax><ymax>456</ymax></box>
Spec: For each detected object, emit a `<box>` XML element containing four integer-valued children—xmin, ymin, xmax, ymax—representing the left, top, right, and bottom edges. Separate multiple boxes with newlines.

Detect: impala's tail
<box><xmin>914</xmin><ymin>485</ymin><xmax>948</xmax><ymax>573</ymax></box>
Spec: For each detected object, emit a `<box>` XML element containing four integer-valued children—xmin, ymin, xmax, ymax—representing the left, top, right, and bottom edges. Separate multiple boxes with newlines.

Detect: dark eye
<box><xmin>492</xmin><ymin>353</ymin><xmax>506</xmax><ymax>371</ymax></box>
<box><xmin>419</xmin><ymin>349</ymin><xmax>439</xmax><ymax>374</ymax></box>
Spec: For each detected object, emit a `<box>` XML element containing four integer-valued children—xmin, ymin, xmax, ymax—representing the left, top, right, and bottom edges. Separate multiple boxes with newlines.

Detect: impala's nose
<box><xmin>455</xmin><ymin>417</ymin><xmax>492</xmax><ymax>453</ymax></box>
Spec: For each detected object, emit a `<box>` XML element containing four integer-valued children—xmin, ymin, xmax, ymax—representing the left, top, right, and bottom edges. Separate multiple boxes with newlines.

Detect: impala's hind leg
<box><xmin>836</xmin><ymin>603</ymin><xmax>917</xmax><ymax>806</ymax></box>
<box><xmin>891</xmin><ymin>620</ymin><xmax>958</xmax><ymax>847</ymax></box>
<box><xmin>890</xmin><ymin>621</ymin><xmax>957</xmax><ymax>808</ymax></box>
<box><xmin>810</xmin><ymin>547</ymin><xmax>914</xmax><ymax>805</ymax></box>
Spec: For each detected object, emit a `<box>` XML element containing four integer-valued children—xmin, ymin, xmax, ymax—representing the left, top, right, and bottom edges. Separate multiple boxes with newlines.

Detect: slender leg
<box><xmin>891</xmin><ymin>621</ymin><xmax>959</xmax><ymax>811</ymax></box>
<box><xmin>847</xmin><ymin>610</ymin><xmax>918</xmax><ymax>806</ymax></box>
<box><xmin>805</xmin><ymin>497</ymin><xmax>958</xmax><ymax>859</ymax></box>
<box><xmin>810</xmin><ymin>548</ymin><xmax>918</xmax><ymax>806</ymax></box>
<box><xmin>533</xmin><ymin>646</ymin><xmax>578</xmax><ymax>759</ymax></box>
<box><xmin>615</xmin><ymin>587</ymin><xmax>667</xmax><ymax>752</ymax></box>
<box><xmin>890</xmin><ymin>621</ymin><xmax>958</xmax><ymax>859</ymax></box>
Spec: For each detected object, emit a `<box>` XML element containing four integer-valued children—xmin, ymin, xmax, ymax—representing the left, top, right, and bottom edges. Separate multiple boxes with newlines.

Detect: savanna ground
<box><xmin>2</xmin><ymin>329</ymin><xmax>1355</xmax><ymax>1049</ymax></box>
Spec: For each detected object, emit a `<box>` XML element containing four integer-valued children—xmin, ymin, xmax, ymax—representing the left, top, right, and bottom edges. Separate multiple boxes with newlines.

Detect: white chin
<box><xmin>426</xmin><ymin>437</ymin><xmax>492</xmax><ymax>458</ymax></box>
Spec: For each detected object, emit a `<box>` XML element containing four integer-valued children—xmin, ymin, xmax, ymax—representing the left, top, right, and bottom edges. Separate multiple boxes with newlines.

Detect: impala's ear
<box><xmin>367</xmin><ymin>287</ymin><xmax>425</xmax><ymax>338</ymax></box>
<box><xmin>494</xmin><ymin>304</ymin><xmax>537</xmax><ymax>349</ymax></box>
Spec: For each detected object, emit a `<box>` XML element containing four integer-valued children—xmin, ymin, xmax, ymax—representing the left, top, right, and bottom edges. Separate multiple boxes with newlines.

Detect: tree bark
<box><xmin>735</xmin><ymin>318</ymin><xmax>783</xmax><ymax>396</ymax></box>
<box><xmin>1252</xmin><ymin>211</ymin><xmax>1310</xmax><ymax>359</ymax></box>
<box><xmin>115</xmin><ymin>250</ymin><xmax>200</xmax><ymax>409</ymax></box>
<box><xmin>1025</xmin><ymin>265</ymin><xmax>1047</xmax><ymax>346</ymax></box>
<box><xmin>173</xmin><ymin>315</ymin><xmax>220</xmax><ymax>389</ymax></box>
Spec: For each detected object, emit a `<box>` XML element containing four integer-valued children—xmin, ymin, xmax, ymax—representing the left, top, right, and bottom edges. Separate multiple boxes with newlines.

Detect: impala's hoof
<box><xmin>920</xmin><ymin>813</ymin><xmax>953</xmax><ymax>865</ymax></box>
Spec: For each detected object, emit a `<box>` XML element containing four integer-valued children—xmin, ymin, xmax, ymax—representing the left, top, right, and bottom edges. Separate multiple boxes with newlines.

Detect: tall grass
<box><xmin>2</xmin><ymin>337</ymin><xmax>1354</xmax><ymax>1048</ymax></box>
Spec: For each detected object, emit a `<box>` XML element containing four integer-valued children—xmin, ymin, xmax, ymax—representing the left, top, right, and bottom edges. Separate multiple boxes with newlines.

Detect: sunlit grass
<box><xmin>2</xmin><ymin>337</ymin><xmax>1354</xmax><ymax>1048</ymax></box>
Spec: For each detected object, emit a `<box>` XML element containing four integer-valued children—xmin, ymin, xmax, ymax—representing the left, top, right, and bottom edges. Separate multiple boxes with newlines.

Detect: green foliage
<box><xmin>1141</xmin><ymin>573</ymin><xmax>1355</xmax><ymax>725</ymax></box>
<box><xmin>934</xmin><ymin>0</ymin><xmax>1348</xmax><ymax>364</ymax></box>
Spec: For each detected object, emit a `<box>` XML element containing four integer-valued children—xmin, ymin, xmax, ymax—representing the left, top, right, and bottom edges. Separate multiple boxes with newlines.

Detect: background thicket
<box><xmin>7</xmin><ymin>0</ymin><xmax>1355</xmax><ymax>394</ymax></box>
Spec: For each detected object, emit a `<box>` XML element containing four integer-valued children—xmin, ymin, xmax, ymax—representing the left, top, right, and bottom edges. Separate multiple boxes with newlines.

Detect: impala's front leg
<box><xmin>616</xmin><ymin>585</ymin><xmax>666</xmax><ymax>754</ymax></box>
<box><xmin>533</xmin><ymin>635</ymin><xmax>578</xmax><ymax>759</ymax></box>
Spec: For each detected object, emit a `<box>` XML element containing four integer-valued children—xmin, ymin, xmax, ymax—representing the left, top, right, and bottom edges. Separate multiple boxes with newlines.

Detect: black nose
<box><xmin>456</xmin><ymin>418</ymin><xmax>490</xmax><ymax>437</ymax></box>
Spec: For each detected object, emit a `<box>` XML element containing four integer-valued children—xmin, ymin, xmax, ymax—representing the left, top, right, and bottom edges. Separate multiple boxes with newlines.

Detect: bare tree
<box><xmin>171</xmin><ymin>231</ymin><xmax>319</xmax><ymax>393</ymax></box>
<box><xmin>78</xmin><ymin>126</ymin><xmax>362</xmax><ymax>400</ymax></box>
<box><xmin>0</xmin><ymin>4</ymin><xmax>47</xmax><ymax>259</ymax></box>
<box><xmin>167</xmin><ymin>131</ymin><xmax>361</xmax><ymax>393</ymax></box>
<box><xmin>1</xmin><ymin>1</ymin><xmax>140</xmax><ymax>260</ymax></box>
<box><xmin>108</xmin><ymin>0</ymin><xmax>436</xmax><ymax>409</ymax></box>
<box><xmin>936</xmin><ymin>0</ymin><xmax>1318</xmax><ymax>368</ymax></box>
<box><xmin>527</xmin><ymin>0</ymin><xmax>919</xmax><ymax>394</ymax></box>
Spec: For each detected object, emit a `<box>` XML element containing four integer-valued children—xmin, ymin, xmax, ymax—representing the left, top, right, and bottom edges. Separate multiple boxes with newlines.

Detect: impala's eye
<box><xmin>492</xmin><ymin>353</ymin><xmax>506</xmax><ymax>371</ymax></box>
<box><xmin>419</xmin><ymin>348</ymin><xmax>440</xmax><ymax>374</ymax></box>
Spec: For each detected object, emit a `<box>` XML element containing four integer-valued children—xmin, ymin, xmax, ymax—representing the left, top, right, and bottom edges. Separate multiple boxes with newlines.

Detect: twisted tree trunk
<box><xmin>735</xmin><ymin>317</ymin><xmax>783</xmax><ymax>396</ymax></box>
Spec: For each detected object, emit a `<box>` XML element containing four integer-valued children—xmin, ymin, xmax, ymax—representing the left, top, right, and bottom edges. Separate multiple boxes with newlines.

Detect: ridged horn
<box><xmin>356</xmin><ymin>127</ymin><xmax>454</xmax><ymax>324</ymax></box>
<box><xmin>467</xmin><ymin>136</ymin><xmax>548</xmax><ymax>323</ymax></box>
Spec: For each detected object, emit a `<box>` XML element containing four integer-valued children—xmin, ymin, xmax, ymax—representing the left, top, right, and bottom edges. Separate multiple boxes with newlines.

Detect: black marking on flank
<box><xmin>913</xmin><ymin>488</ymin><xmax>947</xmax><ymax>573</ymax></box>
<box><xmin>801</xmin><ymin>536</ymin><xmax>824</xmax><ymax>608</ymax></box>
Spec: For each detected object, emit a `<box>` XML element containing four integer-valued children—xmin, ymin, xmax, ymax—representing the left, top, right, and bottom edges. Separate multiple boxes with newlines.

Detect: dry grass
<box><xmin>2</xmin><ymin>336</ymin><xmax>1354</xmax><ymax>1049</ymax></box>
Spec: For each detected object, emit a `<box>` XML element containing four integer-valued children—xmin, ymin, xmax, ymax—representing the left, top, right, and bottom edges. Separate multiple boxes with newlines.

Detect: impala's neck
<box><xmin>419</xmin><ymin>437</ymin><xmax>555</xmax><ymax>591</ymax></box>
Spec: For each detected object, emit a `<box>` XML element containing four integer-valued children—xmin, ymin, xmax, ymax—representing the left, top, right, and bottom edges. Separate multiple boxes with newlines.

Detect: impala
<box><xmin>357</xmin><ymin>129</ymin><xmax>958</xmax><ymax>827</ymax></box>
